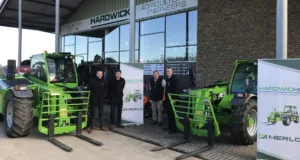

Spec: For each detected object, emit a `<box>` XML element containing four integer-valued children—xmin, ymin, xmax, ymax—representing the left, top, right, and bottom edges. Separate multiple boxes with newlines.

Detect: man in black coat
<box><xmin>108</xmin><ymin>70</ymin><xmax>126</xmax><ymax>129</ymax></box>
<box><xmin>87</xmin><ymin>70</ymin><xmax>108</xmax><ymax>133</ymax></box>
<box><xmin>164</xmin><ymin>68</ymin><xmax>179</xmax><ymax>133</ymax></box>
<box><xmin>148</xmin><ymin>70</ymin><xmax>166</xmax><ymax>127</ymax></box>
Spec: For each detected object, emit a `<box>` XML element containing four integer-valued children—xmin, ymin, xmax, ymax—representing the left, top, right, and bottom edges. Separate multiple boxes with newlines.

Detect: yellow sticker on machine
<box><xmin>60</xmin><ymin>108</ymin><xmax>67</xmax><ymax>116</ymax></box>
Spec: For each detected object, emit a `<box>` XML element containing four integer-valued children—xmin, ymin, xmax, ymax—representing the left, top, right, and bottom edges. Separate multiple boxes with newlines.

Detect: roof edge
<box><xmin>0</xmin><ymin>0</ymin><xmax>9</xmax><ymax>15</ymax></box>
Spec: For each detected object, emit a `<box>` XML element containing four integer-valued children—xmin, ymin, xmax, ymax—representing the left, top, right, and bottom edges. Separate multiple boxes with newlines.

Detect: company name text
<box><xmin>91</xmin><ymin>9</ymin><xmax>130</xmax><ymax>25</ymax></box>
<box><xmin>259</xmin><ymin>133</ymin><xmax>300</xmax><ymax>142</ymax></box>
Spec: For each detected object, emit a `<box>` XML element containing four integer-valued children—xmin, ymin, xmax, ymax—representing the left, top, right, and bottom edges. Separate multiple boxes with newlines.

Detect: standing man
<box><xmin>108</xmin><ymin>70</ymin><xmax>126</xmax><ymax>129</ymax></box>
<box><xmin>149</xmin><ymin>70</ymin><xmax>166</xmax><ymax>127</ymax></box>
<box><xmin>87</xmin><ymin>70</ymin><xmax>108</xmax><ymax>134</ymax></box>
<box><xmin>164</xmin><ymin>68</ymin><xmax>179</xmax><ymax>133</ymax></box>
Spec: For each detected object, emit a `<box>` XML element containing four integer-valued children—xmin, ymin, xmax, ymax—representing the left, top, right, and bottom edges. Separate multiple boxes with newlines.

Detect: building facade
<box><xmin>60</xmin><ymin>0</ymin><xmax>300</xmax><ymax>87</ymax></box>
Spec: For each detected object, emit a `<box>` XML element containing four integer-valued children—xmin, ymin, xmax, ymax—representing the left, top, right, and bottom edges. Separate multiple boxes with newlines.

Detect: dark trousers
<box><xmin>110</xmin><ymin>98</ymin><xmax>123</xmax><ymax>126</ymax></box>
<box><xmin>91</xmin><ymin>104</ymin><xmax>105</xmax><ymax>128</ymax></box>
<box><xmin>166</xmin><ymin>101</ymin><xmax>176</xmax><ymax>131</ymax></box>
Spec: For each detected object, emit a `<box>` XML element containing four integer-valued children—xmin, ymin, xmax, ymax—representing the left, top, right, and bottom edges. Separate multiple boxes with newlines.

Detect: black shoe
<box><xmin>151</xmin><ymin>120</ymin><xmax>157</xmax><ymax>125</ymax></box>
<box><xmin>168</xmin><ymin>130</ymin><xmax>177</xmax><ymax>134</ymax></box>
<box><xmin>163</xmin><ymin>127</ymin><xmax>170</xmax><ymax>131</ymax></box>
<box><xmin>110</xmin><ymin>125</ymin><xmax>116</xmax><ymax>129</ymax></box>
<box><xmin>157</xmin><ymin>122</ymin><xmax>163</xmax><ymax>127</ymax></box>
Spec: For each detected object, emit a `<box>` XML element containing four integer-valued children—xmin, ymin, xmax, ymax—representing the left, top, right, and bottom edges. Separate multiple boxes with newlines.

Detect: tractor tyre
<box><xmin>283</xmin><ymin>117</ymin><xmax>291</xmax><ymax>126</ymax></box>
<box><xmin>133</xmin><ymin>96</ymin><xmax>137</xmax><ymax>102</ymax></box>
<box><xmin>295</xmin><ymin>116</ymin><xmax>299</xmax><ymax>123</ymax></box>
<box><xmin>230</xmin><ymin>99</ymin><xmax>257</xmax><ymax>145</ymax></box>
<box><xmin>4</xmin><ymin>92</ymin><xmax>33</xmax><ymax>138</ymax></box>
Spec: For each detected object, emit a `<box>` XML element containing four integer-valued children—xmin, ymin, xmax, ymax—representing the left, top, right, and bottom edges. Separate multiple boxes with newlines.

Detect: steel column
<box><xmin>129</xmin><ymin>0</ymin><xmax>136</xmax><ymax>63</ymax></box>
<box><xmin>276</xmin><ymin>0</ymin><xmax>288</xmax><ymax>59</ymax></box>
<box><xmin>18</xmin><ymin>0</ymin><xmax>22</xmax><ymax>73</ymax></box>
<box><xmin>55</xmin><ymin>0</ymin><xmax>60</xmax><ymax>53</ymax></box>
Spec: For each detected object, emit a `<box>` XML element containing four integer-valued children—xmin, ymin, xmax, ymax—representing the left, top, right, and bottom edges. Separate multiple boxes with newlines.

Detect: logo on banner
<box><xmin>259</xmin><ymin>86</ymin><xmax>300</xmax><ymax>95</ymax></box>
<box><xmin>140</xmin><ymin>0</ymin><xmax>187</xmax><ymax>16</ymax></box>
<box><xmin>259</xmin><ymin>133</ymin><xmax>300</xmax><ymax>142</ymax></box>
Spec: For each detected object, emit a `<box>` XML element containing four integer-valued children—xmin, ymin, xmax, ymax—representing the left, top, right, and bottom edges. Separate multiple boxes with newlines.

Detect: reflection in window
<box><xmin>65</xmin><ymin>35</ymin><xmax>75</xmax><ymax>45</ymax></box>
<box><xmin>76</xmin><ymin>36</ymin><xmax>88</xmax><ymax>54</ymax></box>
<box><xmin>120</xmin><ymin>50</ymin><xmax>139</xmax><ymax>63</ymax></box>
<box><xmin>105</xmin><ymin>27</ymin><xmax>119</xmax><ymax>52</ymax></box>
<box><xmin>30</xmin><ymin>55</ymin><xmax>47</xmax><ymax>82</ymax></box>
<box><xmin>166</xmin><ymin>13</ymin><xmax>186</xmax><ymax>46</ymax></box>
<box><xmin>89</xmin><ymin>37</ymin><xmax>102</xmax><ymax>43</ymax></box>
<box><xmin>140</xmin><ymin>34</ymin><xmax>164</xmax><ymax>63</ymax></box>
<box><xmin>88</xmin><ymin>41</ymin><xmax>102</xmax><ymax>62</ymax></box>
<box><xmin>64</xmin><ymin>45</ymin><xmax>75</xmax><ymax>55</ymax></box>
<box><xmin>188</xmin><ymin>46</ymin><xmax>197</xmax><ymax>61</ymax></box>
<box><xmin>105</xmin><ymin>52</ymin><xmax>119</xmax><ymax>63</ymax></box>
<box><xmin>120</xmin><ymin>23</ymin><xmax>139</xmax><ymax>51</ymax></box>
<box><xmin>75</xmin><ymin>54</ymin><xmax>87</xmax><ymax>65</ymax></box>
<box><xmin>141</xmin><ymin>17</ymin><xmax>164</xmax><ymax>35</ymax></box>
<box><xmin>188</xmin><ymin>11</ymin><xmax>197</xmax><ymax>45</ymax></box>
<box><xmin>166</xmin><ymin>47</ymin><xmax>186</xmax><ymax>62</ymax></box>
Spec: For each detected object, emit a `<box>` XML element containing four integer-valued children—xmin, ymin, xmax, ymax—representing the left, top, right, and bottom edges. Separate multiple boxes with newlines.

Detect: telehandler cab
<box><xmin>0</xmin><ymin>53</ymin><xmax>102</xmax><ymax>152</ymax></box>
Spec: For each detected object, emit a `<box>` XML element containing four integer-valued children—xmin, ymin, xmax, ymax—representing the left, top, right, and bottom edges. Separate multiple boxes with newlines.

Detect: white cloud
<box><xmin>0</xmin><ymin>26</ymin><xmax>55</xmax><ymax>65</ymax></box>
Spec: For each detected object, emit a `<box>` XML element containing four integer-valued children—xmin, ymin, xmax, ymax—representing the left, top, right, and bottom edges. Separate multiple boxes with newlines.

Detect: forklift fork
<box><xmin>47</xmin><ymin>112</ymin><xmax>103</xmax><ymax>152</ymax></box>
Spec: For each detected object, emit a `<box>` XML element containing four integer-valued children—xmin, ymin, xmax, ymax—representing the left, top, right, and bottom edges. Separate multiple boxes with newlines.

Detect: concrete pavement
<box><xmin>0</xmin><ymin>123</ymin><xmax>198</xmax><ymax>160</ymax></box>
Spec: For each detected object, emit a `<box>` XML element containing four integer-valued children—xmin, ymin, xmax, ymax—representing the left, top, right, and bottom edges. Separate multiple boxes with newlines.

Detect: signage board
<box><xmin>143</xmin><ymin>64</ymin><xmax>164</xmax><ymax>75</ymax></box>
<box><xmin>61</xmin><ymin>0</ymin><xmax>197</xmax><ymax>35</ymax></box>
<box><xmin>257</xmin><ymin>59</ymin><xmax>300</xmax><ymax>160</ymax></box>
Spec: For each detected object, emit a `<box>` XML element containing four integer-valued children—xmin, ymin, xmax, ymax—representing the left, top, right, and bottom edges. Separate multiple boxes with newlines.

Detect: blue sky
<box><xmin>0</xmin><ymin>26</ymin><xmax>54</xmax><ymax>66</ymax></box>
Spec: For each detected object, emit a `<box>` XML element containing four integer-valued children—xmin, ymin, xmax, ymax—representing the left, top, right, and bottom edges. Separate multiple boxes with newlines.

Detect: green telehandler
<box><xmin>151</xmin><ymin>60</ymin><xmax>258</xmax><ymax>160</ymax></box>
<box><xmin>0</xmin><ymin>53</ymin><xmax>102</xmax><ymax>152</ymax></box>
<box><xmin>282</xmin><ymin>106</ymin><xmax>299</xmax><ymax>126</ymax></box>
<box><xmin>267</xmin><ymin>108</ymin><xmax>282</xmax><ymax>124</ymax></box>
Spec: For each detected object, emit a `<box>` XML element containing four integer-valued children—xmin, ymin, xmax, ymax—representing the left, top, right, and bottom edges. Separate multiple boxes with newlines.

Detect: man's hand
<box><xmin>172</xmin><ymin>100</ymin><xmax>176</xmax><ymax>104</ymax></box>
<box><xmin>162</xmin><ymin>79</ymin><xmax>166</xmax><ymax>88</ymax></box>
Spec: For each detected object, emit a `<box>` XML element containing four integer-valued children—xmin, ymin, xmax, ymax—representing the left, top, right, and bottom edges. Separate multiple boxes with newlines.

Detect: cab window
<box><xmin>30</xmin><ymin>55</ymin><xmax>47</xmax><ymax>82</ymax></box>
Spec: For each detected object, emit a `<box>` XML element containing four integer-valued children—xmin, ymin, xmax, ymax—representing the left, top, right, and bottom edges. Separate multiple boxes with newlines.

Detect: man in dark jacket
<box><xmin>149</xmin><ymin>70</ymin><xmax>166</xmax><ymax>127</ymax></box>
<box><xmin>87</xmin><ymin>70</ymin><xmax>108</xmax><ymax>134</ymax></box>
<box><xmin>164</xmin><ymin>68</ymin><xmax>179</xmax><ymax>133</ymax></box>
<box><xmin>108</xmin><ymin>70</ymin><xmax>126</xmax><ymax>129</ymax></box>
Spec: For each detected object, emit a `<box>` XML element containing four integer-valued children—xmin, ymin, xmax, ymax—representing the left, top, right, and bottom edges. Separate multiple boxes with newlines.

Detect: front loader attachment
<box><xmin>39</xmin><ymin>90</ymin><xmax>102</xmax><ymax>152</ymax></box>
<box><xmin>151</xmin><ymin>89</ymin><xmax>221</xmax><ymax>160</ymax></box>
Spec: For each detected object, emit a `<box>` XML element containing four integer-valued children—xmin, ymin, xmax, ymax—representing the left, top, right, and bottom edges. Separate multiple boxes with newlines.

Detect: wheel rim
<box><xmin>247</xmin><ymin>109</ymin><xmax>257</xmax><ymax>136</ymax></box>
<box><xmin>287</xmin><ymin>117</ymin><xmax>290</xmax><ymax>124</ymax></box>
<box><xmin>6</xmin><ymin>102</ymin><xmax>13</xmax><ymax>128</ymax></box>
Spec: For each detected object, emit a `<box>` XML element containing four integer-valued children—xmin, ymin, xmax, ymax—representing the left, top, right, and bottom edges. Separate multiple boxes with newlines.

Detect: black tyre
<box><xmin>283</xmin><ymin>116</ymin><xmax>291</xmax><ymax>126</ymax></box>
<box><xmin>230</xmin><ymin>99</ymin><xmax>257</xmax><ymax>145</ymax></box>
<box><xmin>4</xmin><ymin>92</ymin><xmax>33</xmax><ymax>138</ymax></box>
<box><xmin>0</xmin><ymin>114</ymin><xmax>3</xmax><ymax>122</ymax></box>
<box><xmin>133</xmin><ymin>96</ymin><xmax>137</xmax><ymax>102</ymax></box>
<box><xmin>295</xmin><ymin>116</ymin><xmax>299</xmax><ymax>123</ymax></box>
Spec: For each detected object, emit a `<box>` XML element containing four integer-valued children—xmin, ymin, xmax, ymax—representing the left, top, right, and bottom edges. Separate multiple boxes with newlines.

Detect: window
<box><xmin>188</xmin><ymin>46</ymin><xmax>197</xmax><ymax>61</ymax></box>
<box><xmin>105</xmin><ymin>27</ymin><xmax>119</xmax><ymax>52</ymax></box>
<box><xmin>166</xmin><ymin>47</ymin><xmax>186</xmax><ymax>62</ymax></box>
<box><xmin>141</xmin><ymin>17</ymin><xmax>164</xmax><ymax>35</ymax></box>
<box><xmin>64</xmin><ymin>45</ymin><xmax>75</xmax><ymax>55</ymax></box>
<box><xmin>140</xmin><ymin>34</ymin><xmax>164</xmax><ymax>63</ymax></box>
<box><xmin>120</xmin><ymin>50</ymin><xmax>139</xmax><ymax>63</ymax></box>
<box><xmin>47</xmin><ymin>57</ymin><xmax>76</xmax><ymax>83</ymax></box>
<box><xmin>65</xmin><ymin>35</ymin><xmax>75</xmax><ymax>45</ymax></box>
<box><xmin>89</xmin><ymin>37</ymin><xmax>102</xmax><ymax>43</ymax></box>
<box><xmin>30</xmin><ymin>55</ymin><xmax>47</xmax><ymax>82</ymax></box>
<box><xmin>120</xmin><ymin>23</ymin><xmax>139</xmax><ymax>51</ymax></box>
<box><xmin>188</xmin><ymin>11</ymin><xmax>197</xmax><ymax>45</ymax></box>
<box><xmin>76</xmin><ymin>36</ymin><xmax>88</xmax><ymax>54</ymax></box>
<box><xmin>166</xmin><ymin>13</ymin><xmax>186</xmax><ymax>47</ymax></box>
<box><xmin>105</xmin><ymin>52</ymin><xmax>119</xmax><ymax>63</ymax></box>
<box><xmin>61</xmin><ymin>37</ymin><xmax>65</xmax><ymax>52</ymax></box>
<box><xmin>88</xmin><ymin>41</ymin><xmax>102</xmax><ymax>62</ymax></box>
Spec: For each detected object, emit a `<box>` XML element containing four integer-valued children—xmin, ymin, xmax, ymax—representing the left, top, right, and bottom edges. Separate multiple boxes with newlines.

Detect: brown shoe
<box><xmin>88</xmin><ymin>128</ymin><xmax>94</xmax><ymax>134</ymax></box>
<box><xmin>100</xmin><ymin>127</ymin><xmax>108</xmax><ymax>131</ymax></box>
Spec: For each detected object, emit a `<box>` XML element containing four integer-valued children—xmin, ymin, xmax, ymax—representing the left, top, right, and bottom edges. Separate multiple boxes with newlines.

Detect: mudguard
<box><xmin>10</xmin><ymin>88</ymin><xmax>33</xmax><ymax>99</ymax></box>
<box><xmin>231</xmin><ymin>95</ymin><xmax>257</xmax><ymax>106</ymax></box>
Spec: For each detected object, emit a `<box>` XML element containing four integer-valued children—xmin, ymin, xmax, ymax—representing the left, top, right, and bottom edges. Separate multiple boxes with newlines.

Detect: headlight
<box><xmin>236</xmin><ymin>93</ymin><xmax>244</xmax><ymax>98</ymax></box>
<box><xmin>15</xmin><ymin>86</ymin><xmax>27</xmax><ymax>91</ymax></box>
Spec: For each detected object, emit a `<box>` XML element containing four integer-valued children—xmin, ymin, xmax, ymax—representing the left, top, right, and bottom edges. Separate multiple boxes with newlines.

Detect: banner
<box><xmin>257</xmin><ymin>59</ymin><xmax>300</xmax><ymax>160</ymax></box>
<box><xmin>143</xmin><ymin>63</ymin><xmax>164</xmax><ymax>75</ymax></box>
<box><xmin>120</xmin><ymin>63</ymin><xmax>144</xmax><ymax>125</ymax></box>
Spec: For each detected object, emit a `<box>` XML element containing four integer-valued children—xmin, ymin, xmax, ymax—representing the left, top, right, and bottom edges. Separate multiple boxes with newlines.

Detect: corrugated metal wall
<box><xmin>64</xmin><ymin>0</ymin><xmax>153</xmax><ymax>24</ymax></box>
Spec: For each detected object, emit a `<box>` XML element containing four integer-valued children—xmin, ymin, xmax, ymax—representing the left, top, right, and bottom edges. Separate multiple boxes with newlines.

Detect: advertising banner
<box><xmin>120</xmin><ymin>63</ymin><xmax>144</xmax><ymax>125</ymax></box>
<box><xmin>143</xmin><ymin>64</ymin><xmax>164</xmax><ymax>75</ymax></box>
<box><xmin>257</xmin><ymin>59</ymin><xmax>300</xmax><ymax>160</ymax></box>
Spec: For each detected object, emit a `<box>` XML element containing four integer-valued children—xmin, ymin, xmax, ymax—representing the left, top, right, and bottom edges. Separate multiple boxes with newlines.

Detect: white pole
<box><xmin>276</xmin><ymin>0</ymin><xmax>288</xmax><ymax>59</ymax></box>
<box><xmin>18</xmin><ymin>0</ymin><xmax>22</xmax><ymax>73</ymax></box>
<box><xmin>129</xmin><ymin>0</ymin><xmax>136</xmax><ymax>63</ymax></box>
<box><xmin>55</xmin><ymin>0</ymin><xmax>60</xmax><ymax>53</ymax></box>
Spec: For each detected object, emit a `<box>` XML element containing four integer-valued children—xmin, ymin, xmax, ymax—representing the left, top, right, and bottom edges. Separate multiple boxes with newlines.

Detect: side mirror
<box><xmin>7</xmin><ymin>60</ymin><xmax>16</xmax><ymax>81</ymax></box>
